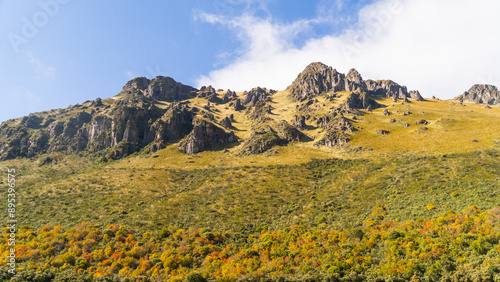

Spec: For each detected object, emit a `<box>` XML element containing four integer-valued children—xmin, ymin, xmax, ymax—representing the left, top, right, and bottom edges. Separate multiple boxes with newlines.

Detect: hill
<box><xmin>1</xmin><ymin>62</ymin><xmax>500</xmax><ymax>281</ymax></box>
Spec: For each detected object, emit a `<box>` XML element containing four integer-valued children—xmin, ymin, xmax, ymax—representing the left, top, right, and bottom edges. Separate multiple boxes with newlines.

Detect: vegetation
<box><xmin>1</xmin><ymin>77</ymin><xmax>500</xmax><ymax>280</ymax></box>
<box><xmin>1</xmin><ymin>206</ymin><xmax>500</xmax><ymax>281</ymax></box>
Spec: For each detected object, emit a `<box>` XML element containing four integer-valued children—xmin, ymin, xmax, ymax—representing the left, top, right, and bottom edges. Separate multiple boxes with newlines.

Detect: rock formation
<box><xmin>288</xmin><ymin>62</ymin><xmax>424</xmax><ymax>102</ymax></box>
<box><xmin>455</xmin><ymin>84</ymin><xmax>500</xmax><ymax>105</ymax></box>
<box><xmin>179</xmin><ymin>119</ymin><xmax>235</xmax><ymax>154</ymax></box>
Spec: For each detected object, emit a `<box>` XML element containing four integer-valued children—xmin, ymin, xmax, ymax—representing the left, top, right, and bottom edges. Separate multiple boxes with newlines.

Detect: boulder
<box><xmin>376</xmin><ymin>129</ymin><xmax>390</xmax><ymax>135</ymax></box>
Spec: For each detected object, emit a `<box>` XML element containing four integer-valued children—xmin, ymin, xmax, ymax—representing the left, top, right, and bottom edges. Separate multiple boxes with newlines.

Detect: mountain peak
<box><xmin>288</xmin><ymin>62</ymin><xmax>423</xmax><ymax>102</ymax></box>
<box><xmin>123</xmin><ymin>76</ymin><xmax>197</xmax><ymax>101</ymax></box>
<box><xmin>346</xmin><ymin>68</ymin><xmax>363</xmax><ymax>83</ymax></box>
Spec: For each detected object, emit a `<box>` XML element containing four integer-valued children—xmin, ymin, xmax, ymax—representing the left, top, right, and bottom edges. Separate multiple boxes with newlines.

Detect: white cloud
<box><xmin>25</xmin><ymin>52</ymin><xmax>56</xmax><ymax>80</ymax></box>
<box><xmin>196</xmin><ymin>0</ymin><xmax>500</xmax><ymax>99</ymax></box>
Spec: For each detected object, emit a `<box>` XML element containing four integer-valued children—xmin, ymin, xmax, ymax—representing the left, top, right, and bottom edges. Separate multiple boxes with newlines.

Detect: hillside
<box><xmin>1</xmin><ymin>62</ymin><xmax>500</xmax><ymax>281</ymax></box>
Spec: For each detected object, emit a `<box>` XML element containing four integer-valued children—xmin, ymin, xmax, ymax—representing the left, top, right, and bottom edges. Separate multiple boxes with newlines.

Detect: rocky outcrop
<box><xmin>243</xmin><ymin>87</ymin><xmax>272</xmax><ymax>106</ymax></box>
<box><xmin>343</xmin><ymin>91</ymin><xmax>379</xmax><ymax>114</ymax></box>
<box><xmin>222</xmin><ymin>90</ymin><xmax>237</xmax><ymax>103</ymax></box>
<box><xmin>124</xmin><ymin>76</ymin><xmax>197</xmax><ymax>101</ymax></box>
<box><xmin>288</xmin><ymin>62</ymin><xmax>345</xmax><ymax>101</ymax></box>
<box><xmin>455</xmin><ymin>84</ymin><xmax>500</xmax><ymax>105</ymax></box>
<box><xmin>0</xmin><ymin>89</ymin><xmax>194</xmax><ymax>160</ymax></box>
<box><xmin>344</xmin><ymin>68</ymin><xmax>365</xmax><ymax>92</ymax></box>
<box><xmin>376</xmin><ymin>129</ymin><xmax>390</xmax><ymax>135</ymax></box>
<box><xmin>220</xmin><ymin>117</ymin><xmax>232</xmax><ymax>129</ymax></box>
<box><xmin>292</xmin><ymin>115</ymin><xmax>307</xmax><ymax>130</ymax></box>
<box><xmin>365</xmin><ymin>80</ymin><xmax>423</xmax><ymax>101</ymax></box>
<box><xmin>409</xmin><ymin>90</ymin><xmax>424</xmax><ymax>101</ymax></box>
<box><xmin>316</xmin><ymin>116</ymin><xmax>354</xmax><ymax>147</ymax></box>
<box><xmin>241</xmin><ymin>131</ymin><xmax>284</xmax><ymax>154</ymax></box>
<box><xmin>179</xmin><ymin>119</ymin><xmax>235</xmax><ymax>154</ymax></box>
<box><xmin>147</xmin><ymin>103</ymin><xmax>196</xmax><ymax>151</ymax></box>
<box><xmin>276</xmin><ymin>121</ymin><xmax>307</xmax><ymax>142</ymax></box>
<box><xmin>288</xmin><ymin>62</ymin><xmax>423</xmax><ymax>103</ymax></box>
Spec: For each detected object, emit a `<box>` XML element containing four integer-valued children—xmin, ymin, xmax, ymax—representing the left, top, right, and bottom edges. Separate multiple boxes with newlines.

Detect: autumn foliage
<box><xmin>1</xmin><ymin>206</ymin><xmax>500</xmax><ymax>281</ymax></box>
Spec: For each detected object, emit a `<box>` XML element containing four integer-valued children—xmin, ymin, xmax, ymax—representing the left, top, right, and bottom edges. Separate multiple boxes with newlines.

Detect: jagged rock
<box><xmin>345</xmin><ymin>69</ymin><xmax>364</xmax><ymax>92</ymax></box>
<box><xmin>485</xmin><ymin>105</ymin><xmax>492</xmax><ymax>109</ymax></box>
<box><xmin>390</xmin><ymin>118</ymin><xmax>396</xmax><ymax>123</ymax></box>
<box><xmin>243</xmin><ymin>87</ymin><xmax>272</xmax><ymax>106</ymax></box>
<box><xmin>222</xmin><ymin>90</ymin><xmax>237</xmax><ymax>103</ymax></box>
<box><xmin>143</xmin><ymin>76</ymin><xmax>197</xmax><ymax>101</ymax></box>
<box><xmin>200</xmin><ymin>110</ymin><xmax>215</xmax><ymax>121</ymax></box>
<box><xmin>416</xmin><ymin>119</ymin><xmax>429</xmax><ymax>125</ymax></box>
<box><xmin>409</xmin><ymin>90</ymin><xmax>424</xmax><ymax>101</ymax></box>
<box><xmin>344</xmin><ymin>91</ymin><xmax>379</xmax><ymax>114</ymax></box>
<box><xmin>20</xmin><ymin>114</ymin><xmax>43</xmax><ymax>129</ymax></box>
<box><xmin>316</xmin><ymin>116</ymin><xmax>354</xmax><ymax>147</ymax></box>
<box><xmin>241</xmin><ymin>130</ymin><xmax>286</xmax><ymax>154</ymax></box>
<box><xmin>179</xmin><ymin>119</ymin><xmax>235</xmax><ymax>154</ymax></box>
<box><xmin>365</xmin><ymin>79</ymin><xmax>416</xmax><ymax>101</ymax></box>
<box><xmin>220</xmin><ymin>117</ymin><xmax>232</xmax><ymax>129</ymax></box>
<box><xmin>383</xmin><ymin>109</ymin><xmax>390</xmax><ymax>116</ymax></box>
<box><xmin>376</xmin><ymin>129</ymin><xmax>390</xmax><ymax>135</ymax></box>
<box><xmin>200</xmin><ymin>85</ymin><xmax>216</xmax><ymax>93</ymax></box>
<box><xmin>318</xmin><ymin>129</ymin><xmax>350</xmax><ymax>147</ymax></box>
<box><xmin>231</xmin><ymin>99</ymin><xmax>243</xmax><ymax>111</ymax></box>
<box><xmin>148</xmin><ymin>103</ymin><xmax>196</xmax><ymax>151</ymax></box>
<box><xmin>229</xmin><ymin>114</ymin><xmax>235</xmax><ymax>122</ymax></box>
<box><xmin>455</xmin><ymin>84</ymin><xmax>500</xmax><ymax>105</ymax></box>
<box><xmin>124</xmin><ymin>77</ymin><xmax>150</xmax><ymax>90</ymax></box>
<box><xmin>246</xmin><ymin>100</ymin><xmax>273</xmax><ymax>124</ymax></box>
<box><xmin>276</xmin><ymin>121</ymin><xmax>307</xmax><ymax>142</ymax></box>
<box><xmin>288</xmin><ymin>62</ymin><xmax>345</xmax><ymax>101</ymax></box>
<box><xmin>403</xmin><ymin>123</ymin><xmax>410</xmax><ymax>128</ymax></box>
<box><xmin>91</xmin><ymin>98</ymin><xmax>103</xmax><ymax>107</ymax></box>
<box><xmin>292</xmin><ymin>115</ymin><xmax>307</xmax><ymax>130</ymax></box>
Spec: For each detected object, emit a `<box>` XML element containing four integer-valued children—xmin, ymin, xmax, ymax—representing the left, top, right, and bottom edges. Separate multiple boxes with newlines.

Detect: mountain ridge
<box><xmin>0</xmin><ymin>62</ymin><xmax>498</xmax><ymax>161</ymax></box>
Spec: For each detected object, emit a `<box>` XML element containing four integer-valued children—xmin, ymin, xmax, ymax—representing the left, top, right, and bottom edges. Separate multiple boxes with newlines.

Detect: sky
<box><xmin>1</xmin><ymin>0</ymin><xmax>500</xmax><ymax>123</ymax></box>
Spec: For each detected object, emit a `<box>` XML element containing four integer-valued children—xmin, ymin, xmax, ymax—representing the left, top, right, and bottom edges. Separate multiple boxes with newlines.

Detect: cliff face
<box><xmin>455</xmin><ymin>84</ymin><xmax>500</xmax><ymax>105</ymax></box>
<box><xmin>0</xmin><ymin>76</ymin><xmax>232</xmax><ymax>160</ymax></box>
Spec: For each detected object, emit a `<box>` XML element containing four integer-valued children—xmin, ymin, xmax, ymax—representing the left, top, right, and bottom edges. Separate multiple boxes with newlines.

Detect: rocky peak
<box><xmin>243</xmin><ymin>87</ymin><xmax>272</xmax><ymax>106</ymax></box>
<box><xmin>345</xmin><ymin>68</ymin><xmax>365</xmax><ymax>92</ymax></box>
<box><xmin>145</xmin><ymin>76</ymin><xmax>197</xmax><ymax>101</ymax></box>
<box><xmin>124</xmin><ymin>77</ymin><xmax>151</xmax><ymax>91</ymax></box>
<box><xmin>288</xmin><ymin>62</ymin><xmax>345</xmax><ymax>101</ymax></box>
<box><xmin>346</xmin><ymin>68</ymin><xmax>363</xmax><ymax>84</ymax></box>
<box><xmin>456</xmin><ymin>84</ymin><xmax>500</xmax><ymax>105</ymax></box>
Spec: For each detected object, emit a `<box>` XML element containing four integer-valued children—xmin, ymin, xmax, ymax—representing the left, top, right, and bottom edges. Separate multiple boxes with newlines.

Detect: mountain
<box><xmin>1</xmin><ymin>63</ymin><xmax>500</xmax><ymax>281</ymax></box>
<box><xmin>455</xmin><ymin>84</ymin><xmax>500</xmax><ymax>106</ymax></box>
<box><xmin>0</xmin><ymin>62</ymin><xmax>426</xmax><ymax>161</ymax></box>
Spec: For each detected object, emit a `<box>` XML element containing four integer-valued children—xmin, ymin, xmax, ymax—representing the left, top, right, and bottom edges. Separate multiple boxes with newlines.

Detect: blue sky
<box><xmin>1</xmin><ymin>0</ymin><xmax>500</xmax><ymax>123</ymax></box>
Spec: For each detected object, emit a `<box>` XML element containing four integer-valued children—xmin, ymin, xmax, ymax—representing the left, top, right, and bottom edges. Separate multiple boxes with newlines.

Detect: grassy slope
<box><xmin>1</xmin><ymin>92</ymin><xmax>500</xmax><ymax>235</ymax></box>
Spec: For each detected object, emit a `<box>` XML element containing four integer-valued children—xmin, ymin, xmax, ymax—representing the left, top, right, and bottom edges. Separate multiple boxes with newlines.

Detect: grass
<box><xmin>2</xmin><ymin>146</ymin><xmax>499</xmax><ymax>237</ymax></box>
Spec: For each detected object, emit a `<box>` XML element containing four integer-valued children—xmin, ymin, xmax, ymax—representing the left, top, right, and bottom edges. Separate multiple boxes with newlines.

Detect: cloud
<box><xmin>25</xmin><ymin>52</ymin><xmax>56</xmax><ymax>80</ymax></box>
<box><xmin>196</xmin><ymin>0</ymin><xmax>500</xmax><ymax>99</ymax></box>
